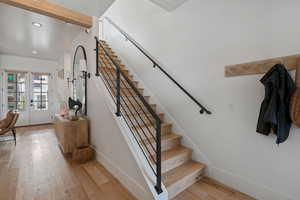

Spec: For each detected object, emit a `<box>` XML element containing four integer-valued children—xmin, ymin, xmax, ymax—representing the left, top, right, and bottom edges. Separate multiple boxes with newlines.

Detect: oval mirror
<box><xmin>72</xmin><ymin>45</ymin><xmax>87</xmax><ymax>116</ymax></box>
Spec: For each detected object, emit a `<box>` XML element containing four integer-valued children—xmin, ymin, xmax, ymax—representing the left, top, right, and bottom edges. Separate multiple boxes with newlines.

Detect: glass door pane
<box><xmin>7</xmin><ymin>72</ymin><xmax>26</xmax><ymax>111</ymax></box>
<box><xmin>5</xmin><ymin>71</ymin><xmax>29</xmax><ymax>126</ymax></box>
<box><xmin>29</xmin><ymin>73</ymin><xmax>52</xmax><ymax>125</ymax></box>
<box><xmin>31</xmin><ymin>74</ymin><xmax>49</xmax><ymax>111</ymax></box>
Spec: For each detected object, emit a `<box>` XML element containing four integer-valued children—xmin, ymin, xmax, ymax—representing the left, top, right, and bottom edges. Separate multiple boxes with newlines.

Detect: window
<box><xmin>7</xmin><ymin>72</ymin><xmax>26</xmax><ymax>111</ymax></box>
<box><xmin>32</xmin><ymin>74</ymin><xmax>49</xmax><ymax>110</ymax></box>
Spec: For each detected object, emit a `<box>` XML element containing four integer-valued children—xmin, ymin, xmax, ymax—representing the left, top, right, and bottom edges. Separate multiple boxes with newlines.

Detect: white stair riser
<box><xmin>103</xmin><ymin>77</ymin><xmax>139</xmax><ymax>88</ymax></box>
<box><xmin>167</xmin><ymin>170</ymin><xmax>204</xmax><ymax>199</ymax></box>
<box><xmin>124</xmin><ymin>114</ymin><xmax>163</xmax><ymax>127</ymax></box>
<box><xmin>100</xmin><ymin>71</ymin><xmax>134</xmax><ymax>83</ymax></box>
<box><xmin>145</xmin><ymin>137</ymin><xmax>181</xmax><ymax>155</ymax></box>
<box><xmin>133</xmin><ymin>124</ymin><xmax>171</xmax><ymax>137</ymax></box>
<box><xmin>122</xmin><ymin>105</ymin><xmax>156</xmax><ymax>116</ymax></box>
<box><xmin>162</xmin><ymin>152</ymin><xmax>191</xmax><ymax>173</ymax></box>
<box><xmin>100</xmin><ymin>67</ymin><xmax>130</xmax><ymax>75</ymax></box>
<box><xmin>122</xmin><ymin>96</ymin><xmax>151</xmax><ymax>105</ymax></box>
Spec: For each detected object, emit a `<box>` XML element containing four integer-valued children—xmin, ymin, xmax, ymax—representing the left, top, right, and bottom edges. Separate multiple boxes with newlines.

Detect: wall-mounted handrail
<box><xmin>102</xmin><ymin>16</ymin><xmax>211</xmax><ymax>115</ymax></box>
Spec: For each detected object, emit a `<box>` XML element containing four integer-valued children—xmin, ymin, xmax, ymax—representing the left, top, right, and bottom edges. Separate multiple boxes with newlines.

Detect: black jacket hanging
<box><xmin>256</xmin><ymin>64</ymin><xmax>295</xmax><ymax>144</ymax></box>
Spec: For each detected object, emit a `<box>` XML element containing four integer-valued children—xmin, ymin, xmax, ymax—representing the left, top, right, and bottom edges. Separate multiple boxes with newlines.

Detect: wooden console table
<box><xmin>54</xmin><ymin>115</ymin><xmax>89</xmax><ymax>154</ymax></box>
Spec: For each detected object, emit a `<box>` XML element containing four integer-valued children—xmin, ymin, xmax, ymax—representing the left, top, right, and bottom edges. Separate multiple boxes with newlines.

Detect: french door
<box><xmin>29</xmin><ymin>73</ymin><xmax>52</xmax><ymax>125</ymax></box>
<box><xmin>3</xmin><ymin>71</ymin><xmax>53</xmax><ymax>126</ymax></box>
<box><xmin>5</xmin><ymin>71</ymin><xmax>28</xmax><ymax>126</ymax></box>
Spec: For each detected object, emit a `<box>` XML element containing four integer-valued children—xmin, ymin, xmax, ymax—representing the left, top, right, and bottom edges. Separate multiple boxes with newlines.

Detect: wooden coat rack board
<box><xmin>225</xmin><ymin>54</ymin><xmax>300</xmax><ymax>77</ymax></box>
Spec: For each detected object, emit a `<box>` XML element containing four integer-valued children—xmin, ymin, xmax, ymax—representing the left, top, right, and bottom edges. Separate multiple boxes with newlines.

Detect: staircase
<box><xmin>96</xmin><ymin>40</ymin><xmax>206</xmax><ymax>199</ymax></box>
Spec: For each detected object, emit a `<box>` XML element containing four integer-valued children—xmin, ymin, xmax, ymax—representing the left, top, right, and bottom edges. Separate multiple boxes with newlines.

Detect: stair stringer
<box><xmin>108</xmin><ymin>47</ymin><xmax>213</xmax><ymax>176</ymax></box>
<box><xmin>93</xmin><ymin>74</ymin><xmax>168</xmax><ymax>200</ymax></box>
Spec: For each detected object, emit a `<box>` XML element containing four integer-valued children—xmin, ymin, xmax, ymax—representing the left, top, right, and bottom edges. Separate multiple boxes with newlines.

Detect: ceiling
<box><xmin>0</xmin><ymin>0</ymin><xmax>185</xmax><ymax>62</ymax></box>
<box><xmin>0</xmin><ymin>3</ymin><xmax>84</xmax><ymax>61</ymax></box>
<box><xmin>48</xmin><ymin>0</ymin><xmax>115</xmax><ymax>16</ymax></box>
<box><xmin>149</xmin><ymin>0</ymin><xmax>189</xmax><ymax>11</ymax></box>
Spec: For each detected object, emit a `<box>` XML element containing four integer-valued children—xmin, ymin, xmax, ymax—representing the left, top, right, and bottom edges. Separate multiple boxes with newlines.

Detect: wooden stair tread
<box><xmin>125</xmin><ymin>112</ymin><xmax>163</xmax><ymax>119</ymax></box>
<box><xmin>101</xmin><ymin>66</ymin><xmax>129</xmax><ymax>73</ymax></box>
<box><xmin>124</xmin><ymin>103</ymin><xmax>156</xmax><ymax>108</ymax></box>
<box><xmin>161</xmin><ymin>146</ymin><xmax>192</xmax><ymax>161</ymax></box>
<box><xmin>133</xmin><ymin>122</ymin><xmax>171</xmax><ymax>129</ymax></box>
<box><xmin>123</xmin><ymin>95</ymin><xmax>150</xmax><ymax>99</ymax></box>
<box><xmin>99</xmin><ymin>64</ymin><xmax>126</xmax><ymax>69</ymax></box>
<box><xmin>163</xmin><ymin>161</ymin><xmax>205</xmax><ymax>187</ymax></box>
<box><xmin>121</xmin><ymin>102</ymin><xmax>156</xmax><ymax>109</ymax></box>
<box><xmin>121</xmin><ymin>88</ymin><xmax>144</xmax><ymax>93</ymax></box>
<box><xmin>112</xmin><ymin>87</ymin><xmax>144</xmax><ymax>94</ymax></box>
<box><xmin>100</xmin><ymin>71</ymin><xmax>134</xmax><ymax>79</ymax></box>
<box><xmin>143</xmin><ymin>132</ymin><xmax>181</xmax><ymax>144</ymax></box>
<box><xmin>101</xmin><ymin>78</ymin><xmax>139</xmax><ymax>88</ymax></box>
<box><xmin>161</xmin><ymin>133</ymin><xmax>181</xmax><ymax>141</ymax></box>
<box><xmin>120</xmin><ymin>96</ymin><xmax>151</xmax><ymax>104</ymax></box>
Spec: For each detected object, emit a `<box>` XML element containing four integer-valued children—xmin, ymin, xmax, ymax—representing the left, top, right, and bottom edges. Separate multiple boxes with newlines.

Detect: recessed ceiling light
<box><xmin>32</xmin><ymin>22</ymin><xmax>42</xmax><ymax>28</ymax></box>
<box><xmin>32</xmin><ymin>50</ymin><xmax>38</xmax><ymax>55</ymax></box>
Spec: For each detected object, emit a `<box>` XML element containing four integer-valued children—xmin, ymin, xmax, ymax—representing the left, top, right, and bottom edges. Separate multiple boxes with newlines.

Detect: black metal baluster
<box><xmin>95</xmin><ymin>38</ymin><xmax>100</xmax><ymax>76</ymax></box>
<box><xmin>116</xmin><ymin>67</ymin><xmax>121</xmax><ymax>117</ymax></box>
<box><xmin>155</xmin><ymin>120</ymin><xmax>162</xmax><ymax>194</ymax></box>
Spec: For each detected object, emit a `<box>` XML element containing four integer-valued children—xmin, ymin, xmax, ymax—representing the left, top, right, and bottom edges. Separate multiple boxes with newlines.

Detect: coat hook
<box><xmin>280</xmin><ymin>60</ymin><xmax>287</xmax><ymax>66</ymax></box>
<box><xmin>225</xmin><ymin>54</ymin><xmax>300</xmax><ymax>77</ymax></box>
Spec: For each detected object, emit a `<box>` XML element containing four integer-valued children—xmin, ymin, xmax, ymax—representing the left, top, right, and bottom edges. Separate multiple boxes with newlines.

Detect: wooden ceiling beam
<box><xmin>0</xmin><ymin>0</ymin><xmax>93</xmax><ymax>28</ymax></box>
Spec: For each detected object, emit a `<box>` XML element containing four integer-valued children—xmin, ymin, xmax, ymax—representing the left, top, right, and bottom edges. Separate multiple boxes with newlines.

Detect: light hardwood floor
<box><xmin>0</xmin><ymin>125</ymin><xmax>136</xmax><ymax>200</ymax></box>
<box><xmin>173</xmin><ymin>177</ymin><xmax>255</xmax><ymax>200</ymax></box>
<box><xmin>0</xmin><ymin>125</ymin><xmax>255</xmax><ymax>200</ymax></box>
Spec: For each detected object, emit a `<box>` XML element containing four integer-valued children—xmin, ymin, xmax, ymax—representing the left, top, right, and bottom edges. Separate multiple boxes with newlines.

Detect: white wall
<box><xmin>0</xmin><ymin>54</ymin><xmax>62</xmax><ymax>119</ymax></box>
<box><xmin>0</xmin><ymin>55</ymin><xmax>2</xmax><ymax>117</ymax></box>
<box><xmin>0</xmin><ymin>54</ymin><xmax>60</xmax><ymax>73</ymax></box>
<box><xmin>64</xmin><ymin>17</ymin><xmax>154</xmax><ymax>200</ymax></box>
<box><xmin>103</xmin><ymin>0</ymin><xmax>300</xmax><ymax>199</ymax></box>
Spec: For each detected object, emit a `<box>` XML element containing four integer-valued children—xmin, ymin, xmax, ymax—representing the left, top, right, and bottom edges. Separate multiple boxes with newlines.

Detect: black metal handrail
<box><xmin>94</xmin><ymin>37</ymin><xmax>163</xmax><ymax>194</ymax></box>
<box><xmin>102</xmin><ymin>17</ymin><xmax>211</xmax><ymax>115</ymax></box>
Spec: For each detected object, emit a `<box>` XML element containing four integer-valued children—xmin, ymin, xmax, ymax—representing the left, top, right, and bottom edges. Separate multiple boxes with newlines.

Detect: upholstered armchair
<box><xmin>0</xmin><ymin>111</ymin><xmax>19</xmax><ymax>145</ymax></box>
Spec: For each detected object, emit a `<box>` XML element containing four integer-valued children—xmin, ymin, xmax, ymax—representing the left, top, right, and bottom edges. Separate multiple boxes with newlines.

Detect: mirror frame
<box><xmin>72</xmin><ymin>45</ymin><xmax>88</xmax><ymax>116</ymax></box>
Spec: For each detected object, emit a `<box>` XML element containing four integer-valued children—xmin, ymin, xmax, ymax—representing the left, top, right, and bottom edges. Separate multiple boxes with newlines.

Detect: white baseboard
<box><xmin>211</xmin><ymin>166</ymin><xmax>294</xmax><ymax>200</ymax></box>
<box><xmin>95</xmin><ymin>149</ymin><xmax>152</xmax><ymax>200</ymax></box>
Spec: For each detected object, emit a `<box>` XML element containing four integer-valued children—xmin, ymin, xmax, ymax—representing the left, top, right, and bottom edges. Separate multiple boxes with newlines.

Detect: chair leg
<box><xmin>12</xmin><ymin>129</ymin><xmax>16</xmax><ymax>145</ymax></box>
